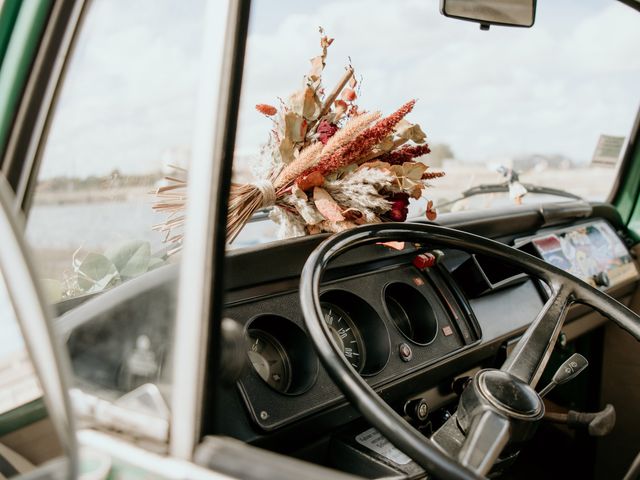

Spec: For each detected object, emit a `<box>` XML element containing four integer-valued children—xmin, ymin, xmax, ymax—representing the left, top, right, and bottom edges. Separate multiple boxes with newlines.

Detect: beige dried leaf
<box><xmin>376</xmin><ymin>135</ymin><xmax>395</xmax><ymax>153</ymax></box>
<box><xmin>320</xmin><ymin>220</ymin><xmax>358</xmax><ymax>233</ymax></box>
<box><xmin>283</xmin><ymin>111</ymin><xmax>307</xmax><ymax>143</ymax></box>
<box><xmin>292</xmin><ymin>183</ymin><xmax>308</xmax><ymax>201</ymax></box>
<box><xmin>359</xmin><ymin>160</ymin><xmax>392</xmax><ymax>172</ymax></box>
<box><xmin>279</xmin><ymin>137</ymin><xmax>295</xmax><ymax>164</ymax></box>
<box><xmin>313</xmin><ymin>187</ymin><xmax>344</xmax><ymax>221</ymax></box>
<box><xmin>290</xmin><ymin>87</ymin><xmax>321</xmax><ymax>120</ymax></box>
<box><xmin>395</xmin><ymin>120</ymin><xmax>427</xmax><ymax>144</ymax></box>
<box><xmin>309</xmin><ymin>55</ymin><xmax>324</xmax><ymax>82</ymax></box>
<box><xmin>390</xmin><ymin>162</ymin><xmax>428</xmax><ymax>199</ymax></box>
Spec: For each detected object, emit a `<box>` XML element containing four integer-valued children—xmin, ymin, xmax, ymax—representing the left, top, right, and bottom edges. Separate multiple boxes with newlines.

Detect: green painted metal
<box><xmin>0</xmin><ymin>0</ymin><xmax>52</xmax><ymax>161</ymax></box>
<box><xmin>613</xmin><ymin>136</ymin><xmax>640</xmax><ymax>241</ymax></box>
<box><xmin>104</xmin><ymin>461</ymin><xmax>171</xmax><ymax>480</ymax></box>
<box><xmin>0</xmin><ymin>397</ymin><xmax>47</xmax><ymax>436</ymax></box>
<box><xmin>0</xmin><ymin>0</ymin><xmax>22</xmax><ymax>67</ymax></box>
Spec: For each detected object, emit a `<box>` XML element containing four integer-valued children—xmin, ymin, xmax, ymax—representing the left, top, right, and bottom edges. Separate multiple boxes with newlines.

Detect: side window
<box><xmin>0</xmin><ymin>273</ymin><xmax>40</xmax><ymax>415</ymax></box>
<box><xmin>0</xmin><ymin>270</ymin><xmax>67</xmax><ymax>472</ymax></box>
<box><xmin>20</xmin><ymin>0</ymin><xmax>207</xmax><ymax>427</ymax></box>
<box><xmin>26</xmin><ymin>0</ymin><xmax>205</xmax><ymax>301</ymax></box>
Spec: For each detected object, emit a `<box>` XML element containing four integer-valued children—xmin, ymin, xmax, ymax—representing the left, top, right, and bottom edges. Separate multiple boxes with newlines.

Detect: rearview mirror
<box><xmin>440</xmin><ymin>0</ymin><xmax>536</xmax><ymax>29</ymax></box>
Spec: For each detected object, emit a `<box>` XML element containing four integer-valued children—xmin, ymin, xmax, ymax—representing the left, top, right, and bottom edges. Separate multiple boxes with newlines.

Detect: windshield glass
<box><xmin>231</xmin><ymin>0</ymin><xmax>640</xmax><ymax>248</ymax></box>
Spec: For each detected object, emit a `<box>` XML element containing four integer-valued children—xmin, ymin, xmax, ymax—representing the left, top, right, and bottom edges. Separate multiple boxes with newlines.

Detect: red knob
<box><xmin>413</xmin><ymin>253</ymin><xmax>436</xmax><ymax>269</ymax></box>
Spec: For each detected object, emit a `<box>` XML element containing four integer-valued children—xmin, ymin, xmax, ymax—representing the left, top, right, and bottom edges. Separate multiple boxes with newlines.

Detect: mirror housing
<box><xmin>440</xmin><ymin>0</ymin><xmax>536</xmax><ymax>30</ymax></box>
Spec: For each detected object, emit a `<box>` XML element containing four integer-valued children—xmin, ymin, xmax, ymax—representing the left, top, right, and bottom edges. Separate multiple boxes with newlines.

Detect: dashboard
<box><xmin>57</xmin><ymin>202</ymin><xmax>639</xmax><ymax>475</ymax></box>
<box><xmin>222</xmin><ymin>213</ymin><xmax>638</xmax><ymax>440</ymax></box>
<box><xmin>231</xmin><ymin>257</ymin><xmax>478</xmax><ymax>430</ymax></box>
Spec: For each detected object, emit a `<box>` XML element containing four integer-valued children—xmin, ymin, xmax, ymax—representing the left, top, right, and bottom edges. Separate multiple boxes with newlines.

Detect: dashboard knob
<box><xmin>592</xmin><ymin>271</ymin><xmax>610</xmax><ymax>288</ymax></box>
<box><xmin>399</xmin><ymin>342</ymin><xmax>413</xmax><ymax>362</ymax></box>
<box><xmin>404</xmin><ymin>398</ymin><xmax>430</xmax><ymax>422</ymax></box>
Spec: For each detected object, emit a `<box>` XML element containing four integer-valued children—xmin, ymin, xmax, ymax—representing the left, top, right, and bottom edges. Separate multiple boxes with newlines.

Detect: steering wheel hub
<box><xmin>478</xmin><ymin>370</ymin><xmax>543</xmax><ymax>417</ymax></box>
<box><xmin>457</xmin><ymin>369</ymin><xmax>544</xmax><ymax>446</ymax></box>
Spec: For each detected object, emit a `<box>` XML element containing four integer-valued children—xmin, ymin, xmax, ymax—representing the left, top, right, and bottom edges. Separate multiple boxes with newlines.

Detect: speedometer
<box><xmin>321</xmin><ymin>302</ymin><xmax>366</xmax><ymax>372</ymax></box>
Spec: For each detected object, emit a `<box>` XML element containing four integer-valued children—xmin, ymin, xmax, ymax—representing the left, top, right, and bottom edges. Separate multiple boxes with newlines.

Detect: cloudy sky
<box><xmin>37</xmin><ymin>0</ymin><xmax>640</xmax><ymax>179</ymax></box>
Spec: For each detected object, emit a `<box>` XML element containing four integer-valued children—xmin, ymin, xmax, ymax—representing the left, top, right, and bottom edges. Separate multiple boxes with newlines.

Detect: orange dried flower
<box><xmin>342</xmin><ymin>88</ymin><xmax>357</xmax><ymax>101</ymax></box>
<box><xmin>296</xmin><ymin>171</ymin><xmax>325</xmax><ymax>191</ymax></box>
<box><xmin>256</xmin><ymin>104</ymin><xmax>277</xmax><ymax>116</ymax></box>
<box><xmin>426</xmin><ymin>200</ymin><xmax>437</xmax><ymax>221</ymax></box>
<box><xmin>334</xmin><ymin>99</ymin><xmax>348</xmax><ymax>111</ymax></box>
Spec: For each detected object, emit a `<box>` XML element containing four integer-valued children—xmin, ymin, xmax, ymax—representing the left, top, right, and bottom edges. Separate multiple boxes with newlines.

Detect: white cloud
<box><xmin>39</xmin><ymin>0</ymin><xmax>207</xmax><ymax>179</ymax></box>
<box><xmin>236</xmin><ymin>0</ymin><xmax>640</xmax><ymax>166</ymax></box>
<box><xmin>36</xmin><ymin>0</ymin><xmax>640</xmax><ymax>180</ymax></box>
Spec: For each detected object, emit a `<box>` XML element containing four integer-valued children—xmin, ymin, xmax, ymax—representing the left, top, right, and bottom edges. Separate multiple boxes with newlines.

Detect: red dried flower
<box><xmin>388</xmin><ymin>209</ymin><xmax>408</xmax><ymax>222</ymax></box>
<box><xmin>379</xmin><ymin>144</ymin><xmax>431</xmax><ymax>166</ymax></box>
<box><xmin>422</xmin><ymin>170</ymin><xmax>445</xmax><ymax>180</ymax></box>
<box><xmin>305</xmin><ymin>99</ymin><xmax>417</xmax><ymax>178</ymax></box>
<box><xmin>256</xmin><ymin>104</ymin><xmax>277</xmax><ymax>116</ymax></box>
<box><xmin>317</xmin><ymin>120</ymin><xmax>339</xmax><ymax>145</ymax></box>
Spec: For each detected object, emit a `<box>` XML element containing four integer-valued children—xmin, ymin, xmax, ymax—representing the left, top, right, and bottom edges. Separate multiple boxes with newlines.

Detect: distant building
<box><xmin>513</xmin><ymin>154</ymin><xmax>573</xmax><ymax>171</ymax></box>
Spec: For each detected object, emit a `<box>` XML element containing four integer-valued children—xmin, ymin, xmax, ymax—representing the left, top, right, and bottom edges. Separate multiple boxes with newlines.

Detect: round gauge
<box><xmin>247</xmin><ymin>329</ymin><xmax>292</xmax><ymax>393</ymax></box>
<box><xmin>384</xmin><ymin>283</ymin><xmax>438</xmax><ymax>345</ymax></box>
<box><xmin>321</xmin><ymin>302</ymin><xmax>366</xmax><ymax>372</ymax></box>
<box><xmin>385</xmin><ymin>295</ymin><xmax>414</xmax><ymax>340</ymax></box>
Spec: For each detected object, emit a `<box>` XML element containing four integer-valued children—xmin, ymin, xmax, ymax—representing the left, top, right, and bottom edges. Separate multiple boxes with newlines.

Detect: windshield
<box><xmin>231</xmin><ymin>0</ymin><xmax>640</xmax><ymax>248</ymax></box>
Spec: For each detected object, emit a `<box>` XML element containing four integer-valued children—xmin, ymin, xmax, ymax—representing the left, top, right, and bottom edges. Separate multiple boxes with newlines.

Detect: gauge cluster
<box><xmin>228</xmin><ymin>260</ymin><xmax>479</xmax><ymax>431</ymax></box>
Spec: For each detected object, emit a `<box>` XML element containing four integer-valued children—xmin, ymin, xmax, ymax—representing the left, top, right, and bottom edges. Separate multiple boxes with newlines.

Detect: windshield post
<box><xmin>169</xmin><ymin>0</ymin><xmax>251</xmax><ymax>460</ymax></box>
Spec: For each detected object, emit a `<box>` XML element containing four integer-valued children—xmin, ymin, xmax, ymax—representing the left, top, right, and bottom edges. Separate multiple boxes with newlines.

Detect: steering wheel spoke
<box><xmin>458</xmin><ymin>410</ymin><xmax>510</xmax><ymax>476</ymax></box>
<box><xmin>501</xmin><ymin>283</ymin><xmax>572</xmax><ymax>387</ymax></box>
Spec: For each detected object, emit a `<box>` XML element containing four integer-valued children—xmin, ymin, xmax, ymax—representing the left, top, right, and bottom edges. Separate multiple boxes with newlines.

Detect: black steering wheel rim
<box><xmin>299</xmin><ymin>222</ymin><xmax>640</xmax><ymax>479</ymax></box>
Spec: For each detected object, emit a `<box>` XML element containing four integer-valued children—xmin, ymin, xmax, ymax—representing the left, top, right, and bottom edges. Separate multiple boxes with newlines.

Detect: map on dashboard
<box><xmin>531</xmin><ymin>221</ymin><xmax>638</xmax><ymax>287</ymax></box>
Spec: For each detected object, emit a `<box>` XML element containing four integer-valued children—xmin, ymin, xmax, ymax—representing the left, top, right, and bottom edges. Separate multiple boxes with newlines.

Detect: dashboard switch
<box><xmin>399</xmin><ymin>343</ymin><xmax>413</xmax><ymax>362</ymax></box>
<box><xmin>413</xmin><ymin>253</ymin><xmax>436</xmax><ymax>269</ymax></box>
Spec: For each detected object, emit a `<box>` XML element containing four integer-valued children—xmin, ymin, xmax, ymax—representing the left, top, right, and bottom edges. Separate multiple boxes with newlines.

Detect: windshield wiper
<box><xmin>436</xmin><ymin>181</ymin><xmax>583</xmax><ymax>211</ymax></box>
<box><xmin>436</xmin><ymin>165</ymin><xmax>584</xmax><ymax>212</ymax></box>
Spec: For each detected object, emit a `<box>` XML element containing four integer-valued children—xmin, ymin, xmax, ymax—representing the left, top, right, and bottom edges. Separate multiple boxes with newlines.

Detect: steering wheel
<box><xmin>299</xmin><ymin>223</ymin><xmax>640</xmax><ymax>479</ymax></box>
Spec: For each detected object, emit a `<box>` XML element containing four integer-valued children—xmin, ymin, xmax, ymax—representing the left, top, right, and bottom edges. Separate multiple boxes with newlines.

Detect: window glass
<box><xmin>231</xmin><ymin>0</ymin><xmax>640</xmax><ymax>246</ymax></box>
<box><xmin>0</xmin><ymin>273</ymin><xmax>41</xmax><ymax>415</ymax></box>
<box><xmin>25</xmin><ymin>0</ymin><xmax>206</xmax><ymax>423</ymax></box>
<box><xmin>26</xmin><ymin>0</ymin><xmax>204</xmax><ymax>299</ymax></box>
<box><xmin>0</xmin><ymin>270</ymin><xmax>65</xmax><ymax>471</ymax></box>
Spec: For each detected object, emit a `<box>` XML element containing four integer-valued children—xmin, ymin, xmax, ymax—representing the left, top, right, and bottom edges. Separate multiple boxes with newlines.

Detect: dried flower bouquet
<box><xmin>154</xmin><ymin>29</ymin><xmax>443</xmax><ymax>252</ymax></box>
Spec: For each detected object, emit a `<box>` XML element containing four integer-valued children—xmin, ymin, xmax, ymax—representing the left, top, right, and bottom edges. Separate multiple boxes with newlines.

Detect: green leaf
<box><xmin>40</xmin><ymin>279</ymin><xmax>63</xmax><ymax>303</ymax></box>
<box><xmin>76</xmin><ymin>253</ymin><xmax>119</xmax><ymax>292</ymax></box>
<box><xmin>147</xmin><ymin>257</ymin><xmax>165</xmax><ymax>271</ymax></box>
<box><xmin>104</xmin><ymin>240</ymin><xmax>151</xmax><ymax>279</ymax></box>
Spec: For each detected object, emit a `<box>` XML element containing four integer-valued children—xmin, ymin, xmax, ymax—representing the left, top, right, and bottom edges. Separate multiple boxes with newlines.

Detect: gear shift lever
<box><xmin>538</xmin><ymin>353</ymin><xmax>589</xmax><ymax>398</ymax></box>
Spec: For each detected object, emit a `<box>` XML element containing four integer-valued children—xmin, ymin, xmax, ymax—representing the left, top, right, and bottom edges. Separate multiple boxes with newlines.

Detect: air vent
<box><xmin>451</xmin><ymin>254</ymin><xmax>529</xmax><ymax>298</ymax></box>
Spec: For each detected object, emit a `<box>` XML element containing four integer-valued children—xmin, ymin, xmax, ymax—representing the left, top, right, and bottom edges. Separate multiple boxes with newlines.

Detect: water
<box><xmin>27</xmin><ymin>200</ymin><xmax>166</xmax><ymax>251</ymax></box>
